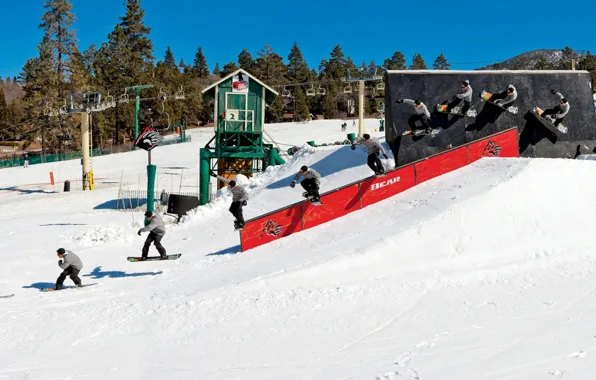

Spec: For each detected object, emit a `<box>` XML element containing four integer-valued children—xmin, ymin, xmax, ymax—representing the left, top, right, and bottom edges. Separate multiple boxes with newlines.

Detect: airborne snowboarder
<box><xmin>211</xmin><ymin>172</ymin><xmax>249</xmax><ymax>230</ymax></box>
<box><xmin>290</xmin><ymin>166</ymin><xmax>321</xmax><ymax>203</ymax></box>
<box><xmin>397</xmin><ymin>99</ymin><xmax>432</xmax><ymax>133</ymax></box>
<box><xmin>449</xmin><ymin>80</ymin><xmax>473</xmax><ymax>114</ymax></box>
<box><xmin>351</xmin><ymin>133</ymin><xmax>388</xmax><ymax>176</ymax></box>
<box><xmin>138</xmin><ymin>211</ymin><xmax>168</xmax><ymax>260</ymax></box>
<box><xmin>540</xmin><ymin>90</ymin><xmax>570</xmax><ymax>127</ymax></box>
<box><xmin>493</xmin><ymin>85</ymin><xmax>518</xmax><ymax>107</ymax></box>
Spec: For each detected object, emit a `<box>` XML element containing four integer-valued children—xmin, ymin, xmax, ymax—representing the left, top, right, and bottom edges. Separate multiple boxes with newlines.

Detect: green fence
<box><xmin>0</xmin><ymin>135</ymin><xmax>191</xmax><ymax>169</ymax></box>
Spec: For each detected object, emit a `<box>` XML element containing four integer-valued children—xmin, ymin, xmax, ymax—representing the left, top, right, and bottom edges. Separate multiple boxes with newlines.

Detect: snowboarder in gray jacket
<box><xmin>290</xmin><ymin>166</ymin><xmax>321</xmax><ymax>202</ymax></box>
<box><xmin>212</xmin><ymin>172</ymin><xmax>249</xmax><ymax>229</ymax></box>
<box><xmin>138</xmin><ymin>211</ymin><xmax>167</xmax><ymax>260</ymax></box>
<box><xmin>494</xmin><ymin>85</ymin><xmax>518</xmax><ymax>107</ymax></box>
<box><xmin>397</xmin><ymin>99</ymin><xmax>432</xmax><ymax>133</ymax></box>
<box><xmin>352</xmin><ymin>134</ymin><xmax>388</xmax><ymax>175</ymax></box>
<box><xmin>447</xmin><ymin>80</ymin><xmax>473</xmax><ymax>114</ymax></box>
<box><xmin>541</xmin><ymin>90</ymin><xmax>570</xmax><ymax>126</ymax></box>
<box><xmin>55</xmin><ymin>248</ymin><xmax>83</xmax><ymax>290</ymax></box>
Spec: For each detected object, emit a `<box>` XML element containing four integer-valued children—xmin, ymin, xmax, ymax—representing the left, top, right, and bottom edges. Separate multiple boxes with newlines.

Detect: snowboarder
<box><xmin>493</xmin><ymin>85</ymin><xmax>518</xmax><ymax>107</ymax></box>
<box><xmin>540</xmin><ymin>90</ymin><xmax>570</xmax><ymax>126</ymax></box>
<box><xmin>351</xmin><ymin>133</ymin><xmax>388</xmax><ymax>175</ymax></box>
<box><xmin>290</xmin><ymin>166</ymin><xmax>321</xmax><ymax>202</ymax></box>
<box><xmin>138</xmin><ymin>211</ymin><xmax>167</xmax><ymax>260</ymax></box>
<box><xmin>397</xmin><ymin>99</ymin><xmax>432</xmax><ymax>133</ymax></box>
<box><xmin>447</xmin><ymin>80</ymin><xmax>473</xmax><ymax>114</ymax></box>
<box><xmin>55</xmin><ymin>248</ymin><xmax>83</xmax><ymax>290</ymax></box>
<box><xmin>23</xmin><ymin>152</ymin><xmax>29</xmax><ymax>168</ymax></box>
<box><xmin>211</xmin><ymin>172</ymin><xmax>249</xmax><ymax>229</ymax></box>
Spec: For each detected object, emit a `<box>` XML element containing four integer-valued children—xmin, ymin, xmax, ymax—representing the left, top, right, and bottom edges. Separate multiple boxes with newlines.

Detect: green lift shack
<box><xmin>199</xmin><ymin>69</ymin><xmax>285</xmax><ymax>205</ymax></box>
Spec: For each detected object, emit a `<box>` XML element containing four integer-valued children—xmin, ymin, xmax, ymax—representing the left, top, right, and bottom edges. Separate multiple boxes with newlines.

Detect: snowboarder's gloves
<box><xmin>396</xmin><ymin>99</ymin><xmax>403</xmax><ymax>103</ymax></box>
<box><xmin>137</xmin><ymin>229</ymin><xmax>142</xmax><ymax>236</ymax></box>
<box><xmin>383</xmin><ymin>153</ymin><xmax>388</xmax><ymax>159</ymax></box>
<box><xmin>242</xmin><ymin>200</ymin><xmax>247</xmax><ymax>206</ymax></box>
<box><xmin>290</xmin><ymin>181</ymin><xmax>296</xmax><ymax>188</ymax></box>
<box><xmin>551</xmin><ymin>89</ymin><xmax>557</xmax><ymax>95</ymax></box>
<box><xmin>351</xmin><ymin>144</ymin><xmax>356</xmax><ymax>150</ymax></box>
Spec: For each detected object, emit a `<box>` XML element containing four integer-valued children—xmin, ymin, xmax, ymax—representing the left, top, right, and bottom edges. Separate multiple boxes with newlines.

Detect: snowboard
<box><xmin>479</xmin><ymin>91</ymin><xmax>518</xmax><ymax>114</ymax></box>
<box><xmin>436</xmin><ymin>104</ymin><xmax>477</xmax><ymax>117</ymax></box>
<box><xmin>0</xmin><ymin>294</ymin><xmax>14</xmax><ymax>299</ymax></box>
<box><xmin>402</xmin><ymin>128</ymin><xmax>441</xmax><ymax>137</ymax></box>
<box><xmin>532</xmin><ymin>107</ymin><xmax>568</xmax><ymax>134</ymax></box>
<box><xmin>41</xmin><ymin>283</ymin><xmax>97</xmax><ymax>292</ymax></box>
<box><xmin>303</xmin><ymin>192</ymin><xmax>323</xmax><ymax>206</ymax></box>
<box><xmin>127</xmin><ymin>254</ymin><xmax>182</xmax><ymax>262</ymax></box>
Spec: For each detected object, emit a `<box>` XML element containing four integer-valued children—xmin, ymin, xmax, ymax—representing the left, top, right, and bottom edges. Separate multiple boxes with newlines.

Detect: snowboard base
<box><xmin>303</xmin><ymin>192</ymin><xmax>323</xmax><ymax>206</ymax></box>
<box><xmin>436</xmin><ymin>104</ymin><xmax>477</xmax><ymax>117</ymax></box>
<box><xmin>402</xmin><ymin>128</ymin><xmax>441</xmax><ymax>137</ymax></box>
<box><xmin>127</xmin><ymin>254</ymin><xmax>182</xmax><ymax>262</ymax></box>
<box><xmin>41</xmin><ymin>283</ymin><xmax>98</xmax><ymax>292</ymax></box>
<box><xmin>532</xmin><ymin>107</ymin><xmax>568</xmax><ymax>134</ymax></box>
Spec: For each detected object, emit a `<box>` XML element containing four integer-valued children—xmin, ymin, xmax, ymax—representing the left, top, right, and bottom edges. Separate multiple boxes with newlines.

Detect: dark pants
<box><xmin>142</xmin><ymin>231</ymin><xmax>166</xmax><ymax>257</ymax></box>
<box><xmin>230</xmin><ymin>201</ymin><xmax>245</xmax><ymax>225</ymax></box>
<box><xmin>542</xmin><ymin>106</ymin><xmax>565</xmax><ymax>126</ymax></box>
<box><xmin>408</xmin><ymin>114</ymin><xmax>431</xmax><ymax>130</ymax></box>
<box><xmin>301</xmin><ymin>178</ymin><xmax>320</xmax><ymax>199</ymax></box>
<box><xmin>56</xmin><ymin>267</ymin><xmax>81</xmax><ymax>289</ymax></box>
<box><xmin>367</xmin><ymin>153</ymin><xmax>384</xmax><ymax>174</ymax></box>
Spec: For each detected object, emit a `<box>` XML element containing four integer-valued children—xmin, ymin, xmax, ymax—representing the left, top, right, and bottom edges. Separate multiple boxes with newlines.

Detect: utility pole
<box><xmin>80</xmin><ymin>111</ymin><xmax>91</xmax><ymax>190</ymax></box>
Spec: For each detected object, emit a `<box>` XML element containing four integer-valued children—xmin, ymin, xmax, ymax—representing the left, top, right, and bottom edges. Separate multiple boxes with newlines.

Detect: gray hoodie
<box><xmin>403</xmin><ymin>99</ymin><xmax>431</xmax><ymax>118</ymax></box>
<box><xmin>293</xmin><ymin>168</ymin><xmax>321</xmax><ymax>185</ymax></box>
<box><xmin>495</xmin><ymin>84</ymin><xmax>517</xmax><ymax>106</ymax></box>
<box><xmin>354</xmin><ymin>137</ymin><xmax>386</xmax><ymax>155</ymax></box>
<box><xmin>217</xmin><ymin>176</ymin><xmax>249</xmax><ymax>202</ymax></box>
<box><xmin>554</xmin><ymin>92</ymin><xmax>570</xmax><ymax>118</ymax></box>
<box><xmin>59</xmin><ymin>251</ymin><xmax>83</xmax><ymax>271</ymax></box>
<box><xmin>456</xmin><ymin>84</ymin><xmax>473</xmax><ymax>102</ymax></box>
<box><xmin>139</xmin><ymin>213</ymin><xmax>166</xmax><ymax>236</ymax></box>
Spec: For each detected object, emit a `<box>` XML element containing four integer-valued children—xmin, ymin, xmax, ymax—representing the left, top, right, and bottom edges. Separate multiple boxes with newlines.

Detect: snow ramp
<box><xmin>240</xmin><ymin>127</ymin><xmax>518</xmax><ymax>251</ymax></box>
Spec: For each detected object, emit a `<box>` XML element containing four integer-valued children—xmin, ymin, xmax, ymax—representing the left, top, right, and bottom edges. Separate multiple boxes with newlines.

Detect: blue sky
<box><xmin>0</xmin><ymin>0</ymin><xmax>594</xmax><ymax>79</ymax></box>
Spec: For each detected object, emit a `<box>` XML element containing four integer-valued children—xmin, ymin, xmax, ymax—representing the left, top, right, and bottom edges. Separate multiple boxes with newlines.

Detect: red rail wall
<box><xmin>240</xmin><ymin>128</ymin><xmax>518</xmax><ymax>252</ymax></box>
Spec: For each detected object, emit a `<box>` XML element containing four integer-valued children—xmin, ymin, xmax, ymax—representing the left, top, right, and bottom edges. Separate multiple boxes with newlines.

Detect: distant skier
<box><xmin>211</xmin><ymin>172</ymin><xmax>249</xmax><ymax>229</ymax></box>
<box><xmin>540</xmin><ymin>90</ymin><xmax>570</xmax><ymax>126</ymax></box>
<box><xmin>447</xmin><ymin>80</ymin><xmax>473</xmax><ymax>114</ymax></box>
<box><xmin>137</xmin><ymin>211</ymin><xmax>167</xmax><ymax>260</ymax></box>
<box><xmin>55</xmin><ymin>248</ymin><xmax>83</xmax><ymax>290</ymax></box>
<box><xmin>23</xmin><ymin>152</ymin><xmax>29</xmax><ymax>168</ymax></box>
<box><xmin>351</xmin><ymin>133</ymin><xmax>388</xmax><ymax>176</ymax></box>
<box><xmin>493</xmin><ymin>84</ymin><xmax>518</xmax><ymax>107</ymax></box>
<box><xmin>397</xmin><ymin>99</ymin><xmax>432</xmax><ymax>133</ymax></box>
<box><xmin>290</xmin><ymin>165</ymin><xmax>321</xmax><ymax>202</ymax></box>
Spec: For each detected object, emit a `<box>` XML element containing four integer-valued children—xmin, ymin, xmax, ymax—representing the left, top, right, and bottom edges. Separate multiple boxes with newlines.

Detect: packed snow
<box><xmin>1</xmin><ymin>118</ymin><xmax>595</xmax><ymax>380</ymax></box>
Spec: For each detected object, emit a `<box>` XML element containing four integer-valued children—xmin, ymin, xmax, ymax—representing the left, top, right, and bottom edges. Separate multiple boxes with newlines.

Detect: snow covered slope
<box><xmin>1</xmin><ymin>119</ymin><xmax>595</xmax><ymax>379</ymax></box>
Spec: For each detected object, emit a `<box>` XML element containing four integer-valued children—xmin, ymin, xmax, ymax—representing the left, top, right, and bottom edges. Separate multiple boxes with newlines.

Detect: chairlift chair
<box><xmin>306</xmin><ymin>85</ymin><xmax>316</xmax><ymax>97</ymax></box>
<box><xmin>119</xmin><ymin>90</ymin><xmax>130</xmax><ymax>104</ymax></box>
<box><xmin>317</xmin><ymin>86</ymin><xmax>326</xmax><ymax>96</ymax></box>
<box><xmin>158</xmin><ymin>88</ymin><xmax>167</xmax><ymax>102</ymax></box>
<box><xmin>282</xmin><ymin>87</ymin><xmax>291</xmax><ymax>98</ymax></box>
<box><xmin>376</xmin><ymin>82</ymin><xmax>385</xmax><ymax>90</ymax></box>
<box><xmin>174</xmin><ymin>86</ymin><xmax>185</xmax><ymax>100</ymax></box>
<box><xmin>104</xmin><ymin>92</ymin><xmax>116</xmax><ymax>108</ymax></box>
<box><xmin>343</xmin><ymin>85</ymin><xmax>353</xmax><ymax>94</ymax></box>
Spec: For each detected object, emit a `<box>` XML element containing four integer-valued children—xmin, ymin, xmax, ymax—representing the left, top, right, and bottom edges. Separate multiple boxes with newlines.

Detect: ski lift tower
<box><xmin>199</xmin><ymin>69</ymin><xmax>284</xmax><ymax>206</ymax></box>
<box><xmin>344</xmin><ymin>68</ymin><xmax>383</xmax><ymax>137</ymax></box>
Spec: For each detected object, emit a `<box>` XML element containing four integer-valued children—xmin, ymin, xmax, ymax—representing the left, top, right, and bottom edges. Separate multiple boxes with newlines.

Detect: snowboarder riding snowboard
<box><xmin>538</xmin><ymin>90</ymin><xmax>570</xmax><ymax>127</ymax></box>
<box><xmin>351</xmin><ymin>134</ymin><xmax>387</xmax><ymax>176</ymax></box>
<box><xmin>396</xmin><ymin>98</ymin><xmax>432</xmax><ymax>134</ymax></box>
<box><xmin>211</xmin><ymin>172</ymin><xmax>249</xmax><ymax>230</ymax></box>
<box><xmin>290</xmin><ymin>166</ymin><xmax>321</xmax><ymax>203</ymax></box>
<box><xmin>440</xmin><ymin>80</ymin><xmax>474</xmax><ymax>116</ymax></box>
<box><xmin>138</xmin><ymin>211</ymin><xmax>168</xmax><ymax>260</ymax></box>
<box><xmin>55</xmin><ymin>248</ymin><xmax>83</xmax><ymax>290</ymax></box>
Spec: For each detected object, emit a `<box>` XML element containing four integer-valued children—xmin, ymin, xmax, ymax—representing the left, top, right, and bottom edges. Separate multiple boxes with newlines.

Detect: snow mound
<box><xmin>65</xmin><ymin>225</ymin><xmax>133</xmax><ymax>246</ymax></box>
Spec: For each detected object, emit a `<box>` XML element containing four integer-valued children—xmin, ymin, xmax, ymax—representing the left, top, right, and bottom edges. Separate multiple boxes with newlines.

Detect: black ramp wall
<box><xmin>384</xmin><ymin>70</ymin><xmax>596</xmax><ymax>165</ymax></box>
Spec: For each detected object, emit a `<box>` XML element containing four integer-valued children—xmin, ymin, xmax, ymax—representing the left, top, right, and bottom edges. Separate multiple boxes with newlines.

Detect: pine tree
<box><xmin>383</xmin><ymin>51</ymin><xmax>406</xmax><ymax>70</ymax></box>
<box><xmin>68</xmin><ymin>46</ymin><xmax>92</xmax><ymax>93</ymax></box>
<box><xmin>213</xmin><ymin>62</ymin><xmax>221</xmax><ymax>76</ymax></box>
<box><xmin>410</xmin><ymin>54</ymin><xmax>427</xmax><ymax>69</ymax></box>
<box><xmin>287</xmin><ymin>43</ymin><xmax>309</xmax><ymax>84</ymax></box>
<box><xmin>322</xmin><ymin>45</ymin><xmax>347</xmax><ymax>79</ymax></box>
<box><xmin>254</xmin><ymin>44</ymin><xmax>287</xmax><ymax>85</ymax></box>
<box><xmin>238</xmin><ymin>49</ymin><xmax>254</xmax><ymax>72</ymax></box>
<box><xmin>323</xmin><ymin>88</ymin><xmax>338</xmax><ymax>119</ymax></box>
<box><xmin>432</xmin><ymin>53</ymin><xmax>450</xmax><ymax>70</ymax></box>
<box><xmin>163</xmin><ymin>47</ymin><xmax>178</xmax><ymax>70</ymax></box>
<box><xmin>0</xmin><ymin>88</ymin><xmax>9</xmax><ymax>132</ymax></box>
<box><xmin>293</xmin><ymin>87</ymin><xmax>310</xmax><ymax>121</ymax></box>
<box><xmin>221</xmin><ymin>62</ymin><xmax>238</xmax><ymax>77</ymax></box>
<box><xmin>193</xmin><ymin>47</ymin><xmax>209</xmax><ymax>77</ymax></box>
<box><xmin>178</xmin><ymin>58</ymin><xmax>186</xmax><ymax>69</ymax></box>
<box><xmin>39</xmin><ymin>0</ymin><xmax>77</xmax><ymax>99</ymax></box>
<box><xmin>266</xmin><ymin>93</ymin><xmax>284</xmax><ymax>123</ymax></box>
